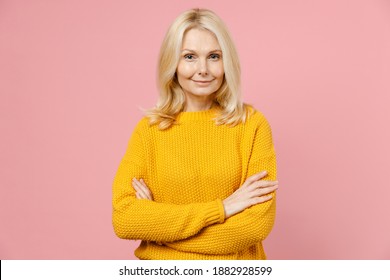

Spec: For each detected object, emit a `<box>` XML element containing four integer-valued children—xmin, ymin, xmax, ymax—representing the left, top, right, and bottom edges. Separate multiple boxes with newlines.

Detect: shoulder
<box><xmin>244</xmin><ymin>104</ymin><xmax>271</xmax><ymax>129</ymax></box>
<box><xmin>243</xmin><ymin>105</ymin><xmax>275</xmax><ymax>147</ymax></box>
<box><xmin>131</xmin><ymin>116</ymin><xmax>154</xmax><ymax>137</ymax></box>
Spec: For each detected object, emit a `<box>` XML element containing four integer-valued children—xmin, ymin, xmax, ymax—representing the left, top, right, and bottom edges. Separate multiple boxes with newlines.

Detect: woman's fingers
<box><xmin>246</xmin><ymin>177</ymin><xmax>278</xmax><ymax>198</ymax></box>
<box><xmin>132</xmin><ymin>178</ymin><xmax>153</xmax><ymax>200</ymax></box>
<box><xmin>140</xmin><ymin>178</ymin><xmax>149</xmax><ymax>189</ymax></box>
<box><xmin>132</xmin><ymin>180</ymin><xmax>147</xmax><ymax>199</ymax></box>
<box><xmin>141</xmin><ymin>179</ymin><xmax>153</xmax><ymax>200</ymax></box>
<box><xmin>247</xmin><ymin>179</ymin><xmax>278</xmax><ymax>191</ymax></box>
<box><xmin>251</xmin><ymin>194</ymin><xmax>274</xmax><ymax>205</ymax></box>
<box><xmin>252</xmin><ymin>185</ymin><xmax>278</xmax><ymax>197</ymax></box>
<box><xmin>242</xmin><ymin>171</ymin><xmax>268</xmax><ymax>188</ymax></box>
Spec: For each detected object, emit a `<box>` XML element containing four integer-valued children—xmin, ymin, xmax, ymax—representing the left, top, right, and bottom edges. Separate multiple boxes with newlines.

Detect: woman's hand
<box><xmin>222</xmin><ymin>171</ymin><xmax>278</xmax><ymax>219</ymax></box>
<box><xmin>132</xmin><ymin>178</ymin><xmax>153</xmax><ymax>201</ymax></box>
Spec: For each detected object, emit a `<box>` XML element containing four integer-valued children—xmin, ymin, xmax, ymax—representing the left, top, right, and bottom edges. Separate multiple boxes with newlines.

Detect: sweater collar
<box><xmin>176</xmin><ymin>105</ymin><xmax>220</xmax><ymax>122</ymax></box>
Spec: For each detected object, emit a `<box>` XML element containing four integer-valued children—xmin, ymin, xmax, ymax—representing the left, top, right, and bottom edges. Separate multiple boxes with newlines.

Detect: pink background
<box><xmin>1</xmin><ymin>0</ymin><xmax>389</xmax><ymax>259</ymax></box>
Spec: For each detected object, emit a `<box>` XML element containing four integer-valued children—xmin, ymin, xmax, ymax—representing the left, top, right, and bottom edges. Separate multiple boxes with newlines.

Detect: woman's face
<box><xmin>176</xmin><ymin>28</ymin><xmax>224</xmax><ymax>104</ymax></box>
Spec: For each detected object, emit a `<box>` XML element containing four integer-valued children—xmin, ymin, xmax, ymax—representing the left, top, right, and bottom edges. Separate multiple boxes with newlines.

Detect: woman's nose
<box><xmin>197</xmin><ymin>59</ymin><xmax>208</xmax><ymax>75</ymax></box>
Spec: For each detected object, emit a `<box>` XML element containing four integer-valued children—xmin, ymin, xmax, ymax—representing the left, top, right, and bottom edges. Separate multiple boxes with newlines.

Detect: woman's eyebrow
<box><xmin>181</xmin><ymin>49</ymin><xmax>222</xmax><ymax>53</ymax></box>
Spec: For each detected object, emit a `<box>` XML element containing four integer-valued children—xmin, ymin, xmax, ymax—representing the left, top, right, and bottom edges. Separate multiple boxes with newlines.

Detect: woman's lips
<box><xmin>192</xmin><ymin>79</ymin><xmax>214</xmax><ymax>85</ymax></box>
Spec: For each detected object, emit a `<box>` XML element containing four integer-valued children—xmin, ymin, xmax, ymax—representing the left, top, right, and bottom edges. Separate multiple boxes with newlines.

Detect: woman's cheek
<box><xmin>178</xmin><ymin>63</ymin><xmax>194</xmax><ymax>78</ymax></box>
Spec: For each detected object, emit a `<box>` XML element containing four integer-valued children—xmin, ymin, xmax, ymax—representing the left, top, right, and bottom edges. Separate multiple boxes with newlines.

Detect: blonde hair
<box><xmin>145</xmin><ymin>8</ymin><xmax>253</xmax><ymax>130</ymax></box>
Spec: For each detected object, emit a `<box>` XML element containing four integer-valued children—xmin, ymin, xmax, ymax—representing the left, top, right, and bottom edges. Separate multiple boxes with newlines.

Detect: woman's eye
<box><xmin>209</xmin><ymin>54</ymin><xmax>220</xmax><ymax>60</ymax></box>
<box><xmin>184</xmin><ymin>54</ymin><xmax>194</xmax><ymax>60</ymax></box>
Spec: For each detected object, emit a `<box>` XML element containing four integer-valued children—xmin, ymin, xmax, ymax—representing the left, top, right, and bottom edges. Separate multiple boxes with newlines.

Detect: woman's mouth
<box><xmin>192</xmin><ymin>79</ymin><xmax>214</xmax><ymax>85</ymax></box>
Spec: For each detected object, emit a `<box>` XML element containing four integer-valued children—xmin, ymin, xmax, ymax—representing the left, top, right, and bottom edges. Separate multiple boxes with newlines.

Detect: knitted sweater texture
<box><xmin>112</xmin><ymin>106</ymin><xmax>277</xmax><ymax>260</ymax></box>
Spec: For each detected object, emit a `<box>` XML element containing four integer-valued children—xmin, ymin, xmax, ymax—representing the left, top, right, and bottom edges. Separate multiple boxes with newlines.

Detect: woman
<box><xmin>112</xmin><ymin>8</ymin><xmax>278</xmax><ymax>260</ymax></box>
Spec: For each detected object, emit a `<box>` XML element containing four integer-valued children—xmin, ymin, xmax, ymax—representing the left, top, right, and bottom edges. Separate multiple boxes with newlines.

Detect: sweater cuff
<box><xmin>204</xmin><ymin>199</ymin><xmax>225</xmax><ymax>226</ymax></box>
<box><xmin>216</xmin><ymin>198</ymin><xmax>226</xmax><ymax>223</ymax></box>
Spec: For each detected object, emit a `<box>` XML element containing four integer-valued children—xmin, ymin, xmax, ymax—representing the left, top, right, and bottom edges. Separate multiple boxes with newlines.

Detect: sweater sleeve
<box><xmin>112</xmin><ymin>120</ymin><xmax>225</xmax><ymax>243</ymax></box>
<box><xmin>163</xmin><ymin>113</ymin><xmax>277</xmax><ymax>255</ymax></box>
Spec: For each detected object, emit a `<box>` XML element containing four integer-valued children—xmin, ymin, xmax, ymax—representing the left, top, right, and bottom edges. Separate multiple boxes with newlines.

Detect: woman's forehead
<box><xmin>181</xmin><ymin>28</ymin><xmax>221</xmax><ymax>51</ymax></box>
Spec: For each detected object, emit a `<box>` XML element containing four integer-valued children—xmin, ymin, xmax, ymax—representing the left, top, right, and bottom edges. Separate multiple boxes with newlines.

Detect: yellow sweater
<box><xmin>112</xmin><ymin>105</ymin><xmax>277</xmax><ymax>260</ymax></box>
